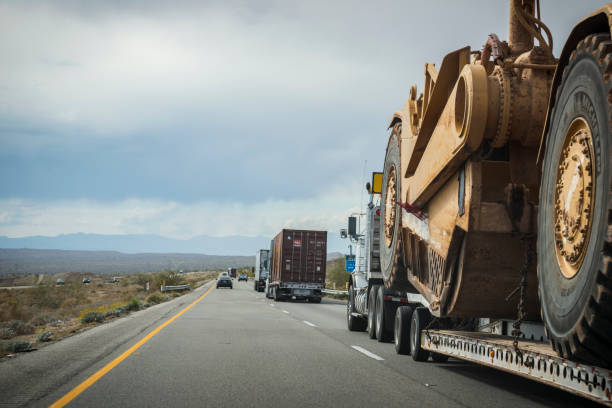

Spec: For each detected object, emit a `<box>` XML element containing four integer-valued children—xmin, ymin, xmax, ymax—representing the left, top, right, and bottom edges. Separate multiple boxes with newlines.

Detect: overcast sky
<box><xmin>0</xmin><ymin>0</ymin><xmax>606</xmax><ymax>241</ymax></box>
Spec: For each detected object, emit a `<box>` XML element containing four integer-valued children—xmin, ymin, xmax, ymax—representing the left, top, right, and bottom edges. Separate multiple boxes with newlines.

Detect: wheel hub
<box><xmin>554</xmin><ymin>118</ymin><xmax>595</xmax><ymax>279</ymax></box>
<box><xmin>384</xmin><ymin>167</ymin><xmax>397</xmax><ymax>248</ymax></box>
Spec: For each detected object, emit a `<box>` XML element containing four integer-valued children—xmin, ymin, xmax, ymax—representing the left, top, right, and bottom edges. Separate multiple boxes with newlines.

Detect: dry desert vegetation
<box><xmin>0</xmin><ymin>270</ymin><xmax>216</xmax><ymax>356</ymax></box>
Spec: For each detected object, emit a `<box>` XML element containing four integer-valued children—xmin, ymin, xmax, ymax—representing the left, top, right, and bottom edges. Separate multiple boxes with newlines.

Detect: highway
<box><xmin>0</xmin><ymin>280</ymin><xmax>599</xmax><ymax>407</ymax></box>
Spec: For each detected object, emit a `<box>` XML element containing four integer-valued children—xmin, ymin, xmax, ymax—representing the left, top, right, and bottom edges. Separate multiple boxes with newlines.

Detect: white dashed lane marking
<box><xmin>351</xmin><ymin>345</ymin><xmax>384</xmax><ymax>361</ymax></box>
<box><xmin>282</xmin><ymin>310</ymin><xmax>289</xmax><ymax>314</ymax></box>
<box><xmin>303</xmin><ymin>320</ymin><xmax>317</xmax><ymax>327</ymax></box>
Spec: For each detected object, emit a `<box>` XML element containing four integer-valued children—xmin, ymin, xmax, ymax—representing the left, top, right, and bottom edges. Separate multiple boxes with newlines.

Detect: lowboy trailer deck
<box><xmin>420</xmin><ymin>329</ymin><xmax>612</xmax><ymax>405</ymax></box>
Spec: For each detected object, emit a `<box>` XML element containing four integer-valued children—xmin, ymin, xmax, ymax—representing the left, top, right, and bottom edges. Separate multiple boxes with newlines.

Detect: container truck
<box><xmin>266</xmin><ymin>229</ymin><xmax>327</xmax><ymax>302</ymax></box>
<box><xmin>254</xmin><ymin>249</ymin><xmax>270</xmax><ymax>292</ymax></box>
<box><xmin>358</xmin><ymin>2</ymin><xmax>612</xmax><ymax>405</ymax></box>
<box><xmin>227</xmin><ymin>268</ymin><xmax>237</xmax><ymax>279</ymax></box>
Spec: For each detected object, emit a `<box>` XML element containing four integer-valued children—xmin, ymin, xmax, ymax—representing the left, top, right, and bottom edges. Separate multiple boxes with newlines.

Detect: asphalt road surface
<box><xmin>0</xmin><ymin>280</ymin><xmax>600</xmax><ymax>407</ymax></box>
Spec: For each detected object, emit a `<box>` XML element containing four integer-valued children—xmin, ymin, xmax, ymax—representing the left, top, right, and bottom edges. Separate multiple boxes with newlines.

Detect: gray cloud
<box><xmin>0</xmin><ymin>0</ymin><xmax>605</xmax><ymax>236</ymax></box>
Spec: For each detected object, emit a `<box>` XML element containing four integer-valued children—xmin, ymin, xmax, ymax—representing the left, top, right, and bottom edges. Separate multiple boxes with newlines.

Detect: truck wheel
<box><xmin>347</xmin><ymin>287</ymin><xmax>367</xmax><ymax>332</ymax></box>
<box><xmin>410</xmin><ymin>307</ymin><xmax>431</xmax><ymax>362</ymax></box>
<box><xmin>394</xmin><ymin>306</ymin><xmax>413</xmax><ymax>354</ymax></box>
<box><xmin>367</xmin><ymin>285</ymin><xmax>379</xmax><ymax>339</ymax></box>
<box><xmin>311</xmin><ymin>297</ymin><xmax>321</xmax><ymax>304</ymax></box>
<box><xmin>375</xmin><ymin>285</ymin><xmax>393</xmax><ymax>342</ymax></box>
<box><xmin>539</xmin><ymin>33</ymin><xmax>612</xmax><ymax>365</ymax></box>
<box><xmin>380</xmin><ymin>123</ymin><xmax>412</xmax><ymax>292</ymax></box>
<box><xmin>273</xmin><ymin>287</ymin><xmax>279</xmax><ymax>301</ymax></box>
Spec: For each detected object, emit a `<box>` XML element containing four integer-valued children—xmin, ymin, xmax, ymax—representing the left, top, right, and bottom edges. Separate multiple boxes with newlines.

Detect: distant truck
<box><xmin>266</xmin><ymin>229</ymin><xmax>326</xmax><ymax>303</ymax></box>
<box><xmin>226</xmin><ymin>268</ymin><xmax>237</xmax><ymax>279</ymax></box>
<box><xmin>254</xmin><ymin>249</ymin><xmax>270</xmax><ymax>292</ymax></box>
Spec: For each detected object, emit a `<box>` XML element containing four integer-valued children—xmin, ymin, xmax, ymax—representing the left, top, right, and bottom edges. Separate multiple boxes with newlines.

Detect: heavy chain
<box><xmin>505</xmin><ymin>201</ymin><xmax>535</xmax><ymax>364</ymax></box>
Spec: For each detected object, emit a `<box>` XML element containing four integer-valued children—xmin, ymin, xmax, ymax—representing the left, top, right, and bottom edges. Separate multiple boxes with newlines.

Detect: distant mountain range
<box><xmin>0</xmin><ymin>248</ymin><xmax>345</xmax><ymax>276</ymax></box>
<box><xmin>0</xmin><ymin>233</ymin><xmax>347</xmax><ymax>276</ymax></box>
<box><xmin>0</xmin><ymin>248</ymin><xmax>254</xmax><ymax>275</ymax></box>
<box><xmin>0</xmin><ymin>232</ymin><xmax>347</xmax><ymax>256</ymax></box>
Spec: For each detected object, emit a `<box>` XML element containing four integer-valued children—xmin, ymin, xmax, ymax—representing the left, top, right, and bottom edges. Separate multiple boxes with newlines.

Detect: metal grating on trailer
<box><xmin>422</xmin><ymin>330</ymin><xmax>612</xmax><ymax>406</ymax></box>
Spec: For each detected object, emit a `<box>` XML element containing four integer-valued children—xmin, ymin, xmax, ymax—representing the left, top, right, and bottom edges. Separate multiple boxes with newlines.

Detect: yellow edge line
<box><xmin>49</xmin><ymin>283</ymin><xmax>216</xmax><ymax>408</ymax></box>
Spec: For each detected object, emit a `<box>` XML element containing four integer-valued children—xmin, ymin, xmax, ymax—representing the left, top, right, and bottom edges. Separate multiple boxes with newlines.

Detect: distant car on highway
<box><xmin>216</xmin><ymin>276</ymin><xmax>233</xmax><ymax>289</ymax></box>
<box><xmin>238</xmin><ymin>273</ymin><xmax>248</xmax><ymax>282</ymax></box>
<box><xmin>82</xmin><ymin>277</ymin><xmax>91</xmax><ymax>284</ymax></box>
<box><xmin>56</xmin><ymin>278</ymin><xmax>65</xmax><ymax>285</ymax></box>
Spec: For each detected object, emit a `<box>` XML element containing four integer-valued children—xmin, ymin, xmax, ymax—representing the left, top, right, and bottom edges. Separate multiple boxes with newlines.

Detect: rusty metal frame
<box><xmin>423</xmin><ymin>330</ymin><xmax>612</xmax><ymax>406</ymax></box>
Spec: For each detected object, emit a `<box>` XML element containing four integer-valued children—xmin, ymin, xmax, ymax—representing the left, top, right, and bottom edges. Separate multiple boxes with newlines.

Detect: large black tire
<box><xmin>538</xmin><ymin>33</ymin><xmax>612</xmax><ymax>365</ymax></box>
<box><xmin>375</xmin><ymin>285</ymin><xmax>393</xmax><ymax>342</ymax></box>
<box><xmin>347</xmin><ymin>286</ymin><xmax>367</xmax><ymax>332</ymax></box>
<box><xmin>380</xmin><ymin>123</ymin><xmax>412</xmax><ymax>292</ymax></box>
<box><xmin>254</xmin><ymin>281</ymin><xmax>258</xmax><ymax>291</ymax></box>
<box><xmin>410</xmin><ymin>307</ymin><xmax>431</xmax><ymax>362</ymax></box>
<box><xmin>394</xmin><ymin>305</ymin><xmax>413</xmax><ymax>354</ymax></box>
<box><xmin>367</xmin><ymin>285</ymin><xmax>379</xmax><ymax>339</ymax></box>
<box><xmin>273</xmin><ymin>286</ymin><xmax>279</xmax><ymax>301</ymax></box>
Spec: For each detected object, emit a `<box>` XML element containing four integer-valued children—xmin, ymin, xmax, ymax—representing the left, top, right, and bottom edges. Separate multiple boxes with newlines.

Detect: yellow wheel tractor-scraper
<box><xmin>379</xmin><ymin>1</ymin><xmax>612</xmax><ymax>365</ymax></box>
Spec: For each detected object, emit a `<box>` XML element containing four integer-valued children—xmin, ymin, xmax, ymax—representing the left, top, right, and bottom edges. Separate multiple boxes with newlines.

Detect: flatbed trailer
<box><xmin>421</xmin><ymin>330</ymin><xmax>612</xmax><ymax>405</ymax></box>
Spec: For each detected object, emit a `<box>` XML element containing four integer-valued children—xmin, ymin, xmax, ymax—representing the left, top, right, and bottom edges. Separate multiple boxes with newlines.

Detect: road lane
<box><xmin>2</xmin><ymin>280</ymin><xmax>600</xmax><ymax>407</ymax></box>
<box><xmin>43</xmin><ymin>281</ymin><xmax>446</xmax><ymax>408</ymax></box>
<box><xmin>252</xmin><ymin>284</ymin><xmax>599</xmax><ymax>408</ymax></box>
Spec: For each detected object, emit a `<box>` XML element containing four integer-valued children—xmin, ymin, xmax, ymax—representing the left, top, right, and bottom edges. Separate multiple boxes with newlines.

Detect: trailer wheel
<box><xmin>367</xmin><ymin>285</ymin><xmax>379</xmax><ymax>339</ymax></box>
<box><xmin>539</xmin><ymin>33</ymin><xmax>612</xmax><ymax>365</ymax></box>
<box><xmin>375</xmin><ymin>285</ymin><xmax>393</xmax><ymax>342</ymax></box>
<box><xmin>410</xmin><ymin>307</ymin><xmax>431</xmax><ymax>362</ymax></box>
<box><xmin>380</xmin><ymin>123</ymin><xmax>412</xmax><ymax>292</ymax></box>
<box><xmin>347</xmin><ymin>287</ymin><xmax>367</xmax><ymax>332</ymax></box>
<box><xmin>394</xmin><ymin>306</ymin><xmax>413</xmax><ymax>354</ymax></box>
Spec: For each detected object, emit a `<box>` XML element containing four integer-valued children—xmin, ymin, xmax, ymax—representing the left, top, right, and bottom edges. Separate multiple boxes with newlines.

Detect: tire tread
<box><xmin>542</xmin><ymin>33</ymin><xmax>612</xmax><ymax>366</ymax></box>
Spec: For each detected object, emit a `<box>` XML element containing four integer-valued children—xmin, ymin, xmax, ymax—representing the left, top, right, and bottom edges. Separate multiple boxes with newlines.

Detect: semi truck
<box><xmin>254</xmin><ymin>249</ymin><xmax>270</xmax><ymax>292</ymax></box>
<box><xmin>345</xmin><ymin>2</ymin><xmax>612</xmax><ymax>404</ymax></box>
<box><xmin>226</xmin><ymin>268</ymin><xmax>237</xmax><ymax>279</ymax></box>
<box><xmin>344</xmin><ymin>173</ymin><xmax>434</xmax><ymax>347</ymax></box>
<box><xmin>266</xmin><ymin>229</ymin><xmax>327</xmax><ymax>303</ymax></box>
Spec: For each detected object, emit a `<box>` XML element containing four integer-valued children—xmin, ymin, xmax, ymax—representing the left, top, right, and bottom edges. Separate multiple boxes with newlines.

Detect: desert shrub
<box><xmin>147</xmin><ymin>293</ymin><xmax>163</xmax><ymax>304</ymax></box>
<box><xmin>2</xmin><ymin>321</ymin><xmax>35</xmax><ymax>335</ymax></box>
<box><xmin>170</xmin><ymin>293</ymin><xmax>180</xmax><ymax>298</ymax></box>
<box><xmin>125</xmin><ymin>298</ymin><xmax>141</xmax><ymax>311</ymax></box>
<box><xmin>142</xmin><ymin>303</ymin><xmax>151</xmax><ymax>308</ymax></box>
<box><xmin>37</xmin><ymin>332</ymin><xmax>53</xmax><ymax>342</ymax></box>
<box><xmin>2</xmin><ymin>341</ymin><xmax>31</xmax><ymax>352</ymax></box>
<box><xmin>81</xmin><ymin>312</ymin><xmax>104</xmax><ymax>324</ymax></box>
<box><xmin>326</xmin><ymin>258</ymin><xmax>350</xmax><ymax>289</ymax></box>
<box><xmin>104</xmin><ymin>310</ymin><xmax>120</xmax><ymax>318</ymax></box>
<box><xmin>0</xmin><ymin>327</ymin><xmax>15</xmax><ymax>340</ymax></box>
<box><xmin>151</xmin><ymin>270</ymin><xmax>185</xmax><ymax>290</ymax></box>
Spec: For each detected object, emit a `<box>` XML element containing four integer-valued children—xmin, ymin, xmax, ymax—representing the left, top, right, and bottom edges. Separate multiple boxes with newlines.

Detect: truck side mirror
<box><xmin>348</xmin><ymin>216</ymin><xmax>357</xmax><ymax>238</ymax></box>
<box><xmin>340</xmin><ymin>229</ymin><xmax>347</xmax><ymax>239</ymax></box>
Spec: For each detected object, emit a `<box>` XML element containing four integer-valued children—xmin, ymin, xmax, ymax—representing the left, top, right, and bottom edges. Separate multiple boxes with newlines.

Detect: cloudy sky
<box><xmin>0</xmin><ymin>0</ymin><xmax>605</xmax><ymax>242</ymax></box>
